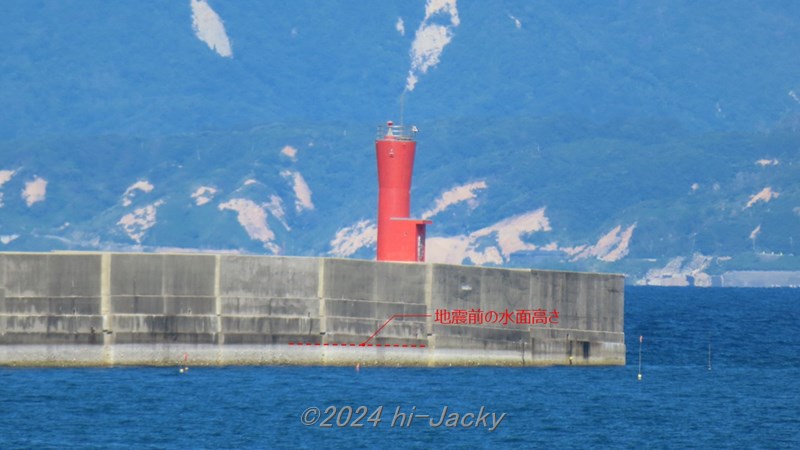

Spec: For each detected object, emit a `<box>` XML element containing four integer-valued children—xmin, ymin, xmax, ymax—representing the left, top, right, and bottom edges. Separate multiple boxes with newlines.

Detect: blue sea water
<box><xmin>1</xmin><ymin>287</ymin><xmax>798</xmax><ymax>449</ymax></box>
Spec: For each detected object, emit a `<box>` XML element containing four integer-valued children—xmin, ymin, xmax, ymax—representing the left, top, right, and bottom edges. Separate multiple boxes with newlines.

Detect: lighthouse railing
<box><xmin>376</xmin><ymin>123</ymin><xmax>417</xmax><ymax>141</ymax></box>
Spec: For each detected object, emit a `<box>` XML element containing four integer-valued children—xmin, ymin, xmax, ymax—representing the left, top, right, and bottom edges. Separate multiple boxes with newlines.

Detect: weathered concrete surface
<box><xmin>0</xmin><ymin>252</ymin><xmax>624</xmax><ymax>367</ymax></box>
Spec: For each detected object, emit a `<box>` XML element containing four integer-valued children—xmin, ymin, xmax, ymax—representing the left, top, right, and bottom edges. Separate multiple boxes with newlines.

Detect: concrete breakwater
<box><xmin>0</xmin><ymin>252</ymin><xmax>625</xmax><ymax>367</ymax></box>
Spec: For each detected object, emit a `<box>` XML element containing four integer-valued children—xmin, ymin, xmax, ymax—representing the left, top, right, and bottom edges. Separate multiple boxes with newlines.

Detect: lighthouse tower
<box><xmin>375</xmin><ymin>121</ymin><xmax>431</xmax><ymax>262</ymax></box>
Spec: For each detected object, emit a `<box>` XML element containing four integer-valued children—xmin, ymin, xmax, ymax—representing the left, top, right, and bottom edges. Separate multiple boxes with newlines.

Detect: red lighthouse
<box><xmin>375</xmin><ymin>121</ymin><xmax>431</xmax><ymax>262</ymax></box>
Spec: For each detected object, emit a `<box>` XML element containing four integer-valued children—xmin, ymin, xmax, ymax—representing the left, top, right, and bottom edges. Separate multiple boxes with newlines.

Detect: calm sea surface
<box><xmin>1</xmin><ymin>287</ymin><xmax>798</xmax><ymax>449</ymax></box>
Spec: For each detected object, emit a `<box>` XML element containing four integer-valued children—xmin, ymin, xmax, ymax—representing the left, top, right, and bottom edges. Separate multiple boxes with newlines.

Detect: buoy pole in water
<box><xmin>708</xmin><ymin>335</ymin><xmax>712</xmax><ymax>371</ymax></box>
<box><xmin>637</xmin><ymin>335</ymin><xmax>643</xmax><ymax>381</ymax></box>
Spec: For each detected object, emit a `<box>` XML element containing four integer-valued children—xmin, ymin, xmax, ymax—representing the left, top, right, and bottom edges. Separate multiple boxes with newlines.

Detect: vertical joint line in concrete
<box><xmin>0</xmin><ymin>288</ymin><xmax>6</xmax><ymax>336</ymax></box>
<box><xmin>525</xmin><ymin>269</ymin><xmax>535</xmax><ymax>366</ymax></box>
<box><xmin>317</xmin><ymin>258</ymin><xmax>326</xmax><ymax>343</ymax></box>
<box><xmin>424</xmin><ymin>263</ymin><xmax>435</xmax><ymax>366</ymax></box>
<box><xmin>424</xmin><ymin>264</ymin><xmax>433</xmax><ymax>334</ymax></box>
<box><xmin>214</xmin><ymin>255</ymin><xmax>224</xmax><ymax>353</ymax></box>
<box><xmin>100</xmin><ymin>253</ymin><xmax>114</xmax><ymax>365</ymax></box>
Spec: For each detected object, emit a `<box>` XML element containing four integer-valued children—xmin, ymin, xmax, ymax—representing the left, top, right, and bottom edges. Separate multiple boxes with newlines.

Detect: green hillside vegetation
<box><xmin>1</xmin><ymin>1</ymin><xmax>799</xmax><ymax>281</ymax></box>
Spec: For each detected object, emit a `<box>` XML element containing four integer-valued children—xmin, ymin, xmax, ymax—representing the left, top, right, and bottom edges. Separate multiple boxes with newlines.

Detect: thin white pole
<box><xmin>708</xmin><ymin>335</ymin><xmax>712</xmax><ymax>371</ymax></box>
<box><xmin>637</xmin><ymin>335</ymin><xmax>643</xmax><ymax>381</ymax></box>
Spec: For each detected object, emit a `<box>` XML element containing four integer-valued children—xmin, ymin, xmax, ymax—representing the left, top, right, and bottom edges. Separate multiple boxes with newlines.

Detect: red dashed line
<box><xmin>289</xmin><ymin>343</ymin><xmax>426</xmax><ymax>348</ymax></box>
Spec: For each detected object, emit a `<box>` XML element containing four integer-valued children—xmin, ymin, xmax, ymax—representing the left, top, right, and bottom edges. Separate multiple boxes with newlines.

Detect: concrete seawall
<box><xmin>0</xmin><ymin>252</ymin><xmax>625</xmax><ymax>367</ymax></box>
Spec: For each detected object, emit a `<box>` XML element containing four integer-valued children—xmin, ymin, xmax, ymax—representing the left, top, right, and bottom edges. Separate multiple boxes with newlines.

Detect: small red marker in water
<box><xmin>180</xmin><ymin>352</ymin><xmax>189</xmax><ymax>374</ymax></box>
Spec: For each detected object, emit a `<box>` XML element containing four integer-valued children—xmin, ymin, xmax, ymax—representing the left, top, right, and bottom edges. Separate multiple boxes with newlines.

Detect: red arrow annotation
<box><xmin>288</xmin><ymin>313</ymin><xmax>431</xmax><ymax>348</ymax></box>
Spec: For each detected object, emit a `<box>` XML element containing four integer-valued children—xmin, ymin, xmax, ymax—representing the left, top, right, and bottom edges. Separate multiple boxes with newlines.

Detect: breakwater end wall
<box><xmin>0</xmin><ymin>252</ymin><xmax>624</xmax><ymax>367</ymax></box>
